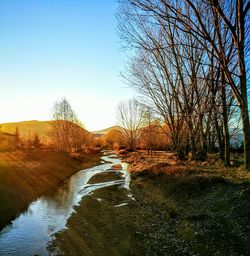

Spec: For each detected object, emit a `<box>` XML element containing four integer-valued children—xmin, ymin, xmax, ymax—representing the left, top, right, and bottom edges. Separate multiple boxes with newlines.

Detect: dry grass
<box><xmin>0</xmin><ymin>149</ymin><xmax>100</xmax><ymax>229</ymax></box>
<box><xmin>0</xmin><ymin>132</ymin><xmax>15</xmax><ymax>152</ymax></box>
<box><xmin>121</xmin><ymin>150</ymin><xmax>250</xmax><ymax>183</ymax></box>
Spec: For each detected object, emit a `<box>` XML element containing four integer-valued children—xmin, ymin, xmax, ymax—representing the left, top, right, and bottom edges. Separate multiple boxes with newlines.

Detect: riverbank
<box><xmin>118</xmin><ymin>151</ymin><xmax>250</xmax><ymax>255</ymax></box>
<box><xmin>0</xmin><ymin>150</ymin><xmax>100</xmax><ymax>230</ymax></box>
<box><xmin>120</xmin><ymin>150</ymin><xmax>249</xmax><ymax>180</ymax></box>
<box><xmin>46</xmin><ymin>150</ymin><xmax>250</xmax><ymax>255</ymax></box>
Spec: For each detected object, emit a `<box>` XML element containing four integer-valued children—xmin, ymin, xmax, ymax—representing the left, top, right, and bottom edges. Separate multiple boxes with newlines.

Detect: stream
<box><xmin>0</xmin><ymin>152</ymin><xmax>248</xmax><ymax>255</ymax></box>
<box><xmin>0</xmin><ymin>151</ymin><xmax>132</xmax><ymax>256</ymax></box>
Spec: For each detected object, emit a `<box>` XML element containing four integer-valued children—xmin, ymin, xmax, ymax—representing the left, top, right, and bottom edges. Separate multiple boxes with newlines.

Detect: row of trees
<box><xmin>117</xmin><ymin>0</ymin><xmax>249</xmax><ymax>167</ymax></box>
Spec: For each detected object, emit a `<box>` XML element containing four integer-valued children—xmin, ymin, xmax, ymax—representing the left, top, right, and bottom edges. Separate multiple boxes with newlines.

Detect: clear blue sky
<box><xmin>0</xmin><ymin>0</ymin><xmax>133</xmax><ymax>131</ymax></box>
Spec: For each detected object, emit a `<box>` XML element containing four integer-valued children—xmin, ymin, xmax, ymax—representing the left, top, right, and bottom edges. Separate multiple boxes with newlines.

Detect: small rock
<box><xmin>112</xmin><ymin>164</ymin><xmax>122</xmax><ymax>170</ymax></box>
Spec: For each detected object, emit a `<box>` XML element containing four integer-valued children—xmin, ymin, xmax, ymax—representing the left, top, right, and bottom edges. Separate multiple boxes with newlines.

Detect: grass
<box><xmin>0</xmin><ymin>149</ymin><xmax>100</xmax><ymax>230</ymax></box>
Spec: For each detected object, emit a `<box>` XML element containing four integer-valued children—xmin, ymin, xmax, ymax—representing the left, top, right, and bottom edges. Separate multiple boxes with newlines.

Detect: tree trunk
<box><xmin>217</xmin><ymin>127</ymin><xmax>224</xmax><ymax>160</ymax></box>
<box><xmin>238</xmin><ymin>2</ymin><xmax>250</xmax><ymax>169</ymax></box>
<box><xmin>190</xmin><ymin>133</ymin><xmax>196</xmax><ymax>160</ymax></box>
<box><xmin>221</xmin><ymin>73</ymin><xmax>230</xmax><ymax>166</ymax></box>
<box><xmin>240</xmin><ymin>77</ymin><xmax>250</xmax><ymax>169</ymax></box>
<box><xmin>190</xmin><ymin>138</ymin><xmax>196</xmax><ymax>160</ymax></box>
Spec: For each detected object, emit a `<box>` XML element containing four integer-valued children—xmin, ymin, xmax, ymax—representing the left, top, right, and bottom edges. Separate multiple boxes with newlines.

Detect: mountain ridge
<box><xmin>93</xmin><ymin>125</ymin><xmax>121</xmax><ymax>135</ymax></box>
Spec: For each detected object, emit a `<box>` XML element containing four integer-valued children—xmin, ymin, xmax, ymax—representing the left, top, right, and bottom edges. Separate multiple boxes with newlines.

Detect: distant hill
<box><xmin>93</xmin><ymin>125</ymin><xmax>121</xmax><ymax>135</ymax></box>
<box><xmin>0</xmin><ymin>120</ymin><xmax>93</xmax><ymax>144</ymax></box>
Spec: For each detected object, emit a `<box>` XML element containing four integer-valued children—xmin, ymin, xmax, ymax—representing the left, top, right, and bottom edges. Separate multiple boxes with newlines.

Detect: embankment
<box><xmin>0</xmin><ymin>150</ymin><xmax>100</xmax><ymax>230</ymax></box>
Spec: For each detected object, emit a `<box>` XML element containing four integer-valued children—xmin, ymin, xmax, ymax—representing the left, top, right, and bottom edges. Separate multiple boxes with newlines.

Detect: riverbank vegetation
<box><xmin>49</xmin><ymin>98</ymin><xmax>91</xmax><ymax>152</ymax></box>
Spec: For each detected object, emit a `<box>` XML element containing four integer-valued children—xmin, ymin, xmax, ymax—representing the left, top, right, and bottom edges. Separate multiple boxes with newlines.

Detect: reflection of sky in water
<box><xmin>0</xmin><ymin>154</ymin><xmax>131</xmax><ymax>256</ymax></box>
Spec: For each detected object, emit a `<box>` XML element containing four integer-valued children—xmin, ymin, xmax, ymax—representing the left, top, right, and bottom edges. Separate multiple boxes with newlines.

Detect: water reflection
<box><xmin>0</xmin><ymin>153</ymin><xmax>131</xmax><ymax>256</ymax></box>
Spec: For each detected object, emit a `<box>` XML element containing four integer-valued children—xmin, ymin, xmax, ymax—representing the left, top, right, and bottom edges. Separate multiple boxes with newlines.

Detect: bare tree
<box><xmin>117</xmin><ymin>99</ymin><xmax>145</xmax><ymax>151</ymax></box>
<box><xmin>118</xmin><ymin>1</ymin><xmax>213</xmax><ymax>160</ymax></box>
<box><xmin>119</xmin><ymin>0</ymin><xmax>249</xmax><ymax>167</ymax></box>
<box><xmin>118</xmin><ymin>0</ymin><xmax>248</xmax><ymax>166</ymax></box>
<box><xmin>50</xmin><ymin>98</ymin><xmax>85</xmax><ymax>152</ymax></box>
<box><xmin>141</xmin><ymin>107</ymin><xmax>156</xmax><ymax>155</ymax></box>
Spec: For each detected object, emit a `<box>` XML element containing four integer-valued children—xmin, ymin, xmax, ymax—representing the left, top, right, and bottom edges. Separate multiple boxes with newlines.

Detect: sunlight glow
<box><xmin>0</xmin><ymin>0</ymin><xmax>133</xmax><ymax>131</ymax></box>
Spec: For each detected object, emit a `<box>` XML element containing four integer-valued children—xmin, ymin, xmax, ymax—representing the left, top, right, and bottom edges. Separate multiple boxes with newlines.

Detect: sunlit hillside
<box><xmin>0</xmin><ymin>120</ymin><xmax>92</xmax><ymax>145</ymax></box>
<box><xmin>93</xmin><ymin>125</ymin><xmax>121</xmax><ymax>135</ymax></box>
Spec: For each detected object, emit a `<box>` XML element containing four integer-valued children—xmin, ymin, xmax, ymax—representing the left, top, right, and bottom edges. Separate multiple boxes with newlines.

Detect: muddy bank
<box><xmin>0</xmin><ymin>150</ymin><xmax>100</xmax><ymax>230</ymax></box>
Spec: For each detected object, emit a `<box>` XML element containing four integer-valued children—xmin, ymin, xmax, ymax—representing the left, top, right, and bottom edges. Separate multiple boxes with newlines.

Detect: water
<box><xmin>0</xmin><ymin>152</ymin><xmax>131</xmax><ymax>256</ymax></box>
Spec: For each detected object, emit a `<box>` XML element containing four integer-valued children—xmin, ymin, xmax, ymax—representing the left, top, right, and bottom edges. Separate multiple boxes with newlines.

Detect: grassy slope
<box><xmin>0</xmin><ymin>150</ymin><xmax>100</xmax><ymax>230</ymax></box>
